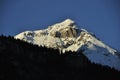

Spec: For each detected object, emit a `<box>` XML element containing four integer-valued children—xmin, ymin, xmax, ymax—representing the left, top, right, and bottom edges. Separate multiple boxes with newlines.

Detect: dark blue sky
<box><xmin>0</xmin><ymin>0</ymin><xmax>120</xmax><ymax>50</ymax></box>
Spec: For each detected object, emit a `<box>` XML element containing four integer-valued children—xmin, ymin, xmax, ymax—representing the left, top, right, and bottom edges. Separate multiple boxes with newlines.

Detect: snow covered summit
<box><xmin>15</xmin><ymin>19</ymin><xmax>120</xmax><ymax>71</ymax></box>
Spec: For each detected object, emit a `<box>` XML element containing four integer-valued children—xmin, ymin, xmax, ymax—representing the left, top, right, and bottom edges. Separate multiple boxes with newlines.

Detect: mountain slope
<box><xmin>0</xmin><ymin>36</ymin><xmax>120</xmax><ymax>80</ymax></box>
<box><xmin>15</xmin><ymin>19</ymin><xmax>120</xmax><ymax>71</ymax></box>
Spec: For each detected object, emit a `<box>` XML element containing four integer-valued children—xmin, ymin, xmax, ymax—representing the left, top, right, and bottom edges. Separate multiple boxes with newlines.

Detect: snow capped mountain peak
<box><xmin>59</xmin><ymin>19</ymin><xmax>75</xmax><ymax>26</ymax></box>
<box><xmin>15</xmin><ymin>19</ymin><xmax>120</xmax><ymax>71</ymax></box>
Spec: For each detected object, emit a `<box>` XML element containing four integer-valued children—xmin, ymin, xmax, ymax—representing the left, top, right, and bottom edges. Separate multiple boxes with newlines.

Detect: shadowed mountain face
<box><xmin>15</xmin><ymin>19</ymin><xmax>120</xmax><ymax>71</ymax></box>
<box><xmin>0</xmin><ymin>36</ymin><xmax>120</xmax><ymax>80</ymax></box>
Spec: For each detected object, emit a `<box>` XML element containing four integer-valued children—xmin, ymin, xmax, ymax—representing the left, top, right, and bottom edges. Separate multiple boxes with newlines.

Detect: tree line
<box><xmin>0</xmin><ymin>35</ymin><xmax>120</xmax><ymax>80</ymax></box>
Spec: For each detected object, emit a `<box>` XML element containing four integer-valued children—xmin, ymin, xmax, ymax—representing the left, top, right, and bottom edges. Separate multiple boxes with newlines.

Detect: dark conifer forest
<box><xmin>0</xmin><ymin>35</ymin><xmax>120</xmax><ymax>80</ymax></box>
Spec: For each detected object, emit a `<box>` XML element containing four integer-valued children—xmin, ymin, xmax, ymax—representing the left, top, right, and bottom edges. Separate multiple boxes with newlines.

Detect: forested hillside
<box><xmin>0</xmin><ymin>35</ymin><xmax>120</xmax><ymax>80</ymax></box>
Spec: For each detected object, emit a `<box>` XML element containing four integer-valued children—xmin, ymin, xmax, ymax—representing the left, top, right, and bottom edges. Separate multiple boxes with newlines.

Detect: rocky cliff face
<box><xmin>49</xmin><ymin>19</ymin><xmax>78</xmax><ymax>38</ymax></box>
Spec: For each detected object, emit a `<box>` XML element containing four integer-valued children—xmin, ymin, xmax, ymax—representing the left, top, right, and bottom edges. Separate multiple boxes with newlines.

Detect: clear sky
<box><xmin>0</xmin><ymin>0</ymin><xmax>120</xmax><ymax>50</ymax></box>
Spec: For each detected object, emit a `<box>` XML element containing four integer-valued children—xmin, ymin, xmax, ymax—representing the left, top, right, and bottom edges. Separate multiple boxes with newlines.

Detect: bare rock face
<box><xmin>49</xmin><ymin>27</ymin><xmax>78</xmax><ymax>38</ymax></box>
<box><xmin>49</xmin><ymin>19</ymin><xmax>78</xmax><ymax>38</ymax></box>
<box><xmin>59</xmin><ymin>27</ymin><xmax>77</xmax><ymax>38</ymax></box>
<box><xmin>49</xmin><ymin>31</ymin><xmax>61</xmax><ymax>38</ymax></box>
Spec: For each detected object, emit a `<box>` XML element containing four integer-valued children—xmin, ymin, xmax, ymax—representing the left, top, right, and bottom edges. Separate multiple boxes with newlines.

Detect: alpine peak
<box><xmin>15</xmin><ymin>19</ymin><xmax>120</xmax><ymax>71</ymax></box>
<box><xmin>60</xmin><ymin>19</ymin><xmax>75</xmax><ymax>26</ymax></box>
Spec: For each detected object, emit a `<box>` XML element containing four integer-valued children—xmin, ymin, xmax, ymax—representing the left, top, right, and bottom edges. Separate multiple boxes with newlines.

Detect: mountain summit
<box><xmin>15</xmin><ymin>19</ymin><xmax>120</xmax><ymax>71</ymax></box>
